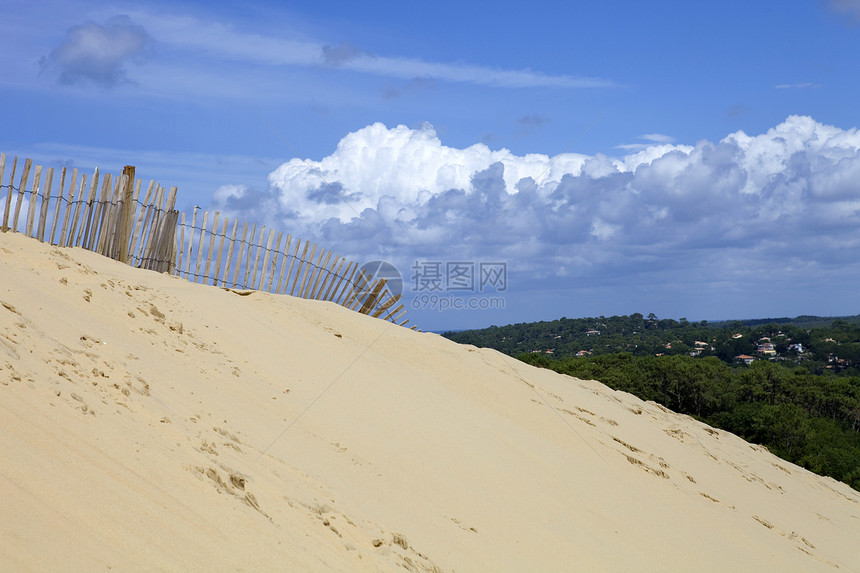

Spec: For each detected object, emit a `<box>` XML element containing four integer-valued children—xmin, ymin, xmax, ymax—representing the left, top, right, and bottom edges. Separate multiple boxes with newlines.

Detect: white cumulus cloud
<box><xmin>212</xmin><ymin>115</ymin><xmax>860</xmax><ymax>323</ymax></box>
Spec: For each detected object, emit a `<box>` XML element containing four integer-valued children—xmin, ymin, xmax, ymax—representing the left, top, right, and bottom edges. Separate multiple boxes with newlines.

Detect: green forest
<box><xmin>443</xmin><ymin>314</ymin><xmax>860</xmax><ymax>490</ymax></box>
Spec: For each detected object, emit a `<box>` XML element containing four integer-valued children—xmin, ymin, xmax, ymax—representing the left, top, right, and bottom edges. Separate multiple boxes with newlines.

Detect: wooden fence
<box><xmin>0</xmin><ymin>154</ymin><xmax>410</xmax><ymax>328</ymax></box>
<box><xmin>172</xmin><ymin>209</ymin><xmax>410</xmax><ymax>326</ymax></box>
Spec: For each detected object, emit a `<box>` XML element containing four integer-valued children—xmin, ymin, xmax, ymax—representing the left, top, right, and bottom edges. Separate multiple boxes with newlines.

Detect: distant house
<box><xmin>732</xmin><ymin>333</ymin><xmax>744</xmax><ymax>339</ymax></box>
<box><xmin>757</xmin><ymin>342</ymin><xmax>776</xmax><ymax>356</ymax></box>
<box><xmin>585</xmin><ymin>329</ymin><xmax>601</xmax><ymax>336</ymax></box>
<box><xmin>691</xmin><ymin>341</ymin><xmax>709</xmax><ymax>356</ymax></box>
<box><xmin>576</xmin><ymin>350</ymin><xmax>592</xmax><ymax>357</ymax></box>
<box><xmin>736</xmin><ymin>354</ymin><xmax>756</xmax><ymax>365</ymax></box>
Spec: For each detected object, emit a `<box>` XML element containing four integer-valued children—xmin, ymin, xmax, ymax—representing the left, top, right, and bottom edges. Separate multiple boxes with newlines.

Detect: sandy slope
<box><xmin>1</xmin><ymin>231</ymin><xmax>859</xmax><ymax>572</ymax></box>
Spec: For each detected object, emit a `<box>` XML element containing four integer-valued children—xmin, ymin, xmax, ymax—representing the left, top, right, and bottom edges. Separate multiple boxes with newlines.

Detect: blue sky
<box><xmin>3</xmin><ymin>0</ymin><xmax>860</xmax><ymax>330</ymax></box>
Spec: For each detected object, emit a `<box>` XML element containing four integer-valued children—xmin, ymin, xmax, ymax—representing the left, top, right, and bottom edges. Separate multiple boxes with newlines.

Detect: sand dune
<box><xmin>1</xmin><ymin>231</ymin><xmax>859</xmax><ymax>572</ymax></box>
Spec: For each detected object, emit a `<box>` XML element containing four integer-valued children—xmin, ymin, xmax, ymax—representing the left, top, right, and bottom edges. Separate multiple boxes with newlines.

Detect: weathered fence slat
<box><xmin>213</xmin><ymin>217</ymin><xmax>229</xmax><ymax>286</ymax></box>
<box><xmin>222</xmin><ymin>218</ymin><xmax>239</xmax><ymax>287</ymax></box>
<box><xmin>176</xmin><ymin>211</ymin><xmax>186</xmax><ymax>274</ymax></box>
<box><xmin>139</xmin><ymin>185</ymin><xmax>163</xmax><ymax>268</ymax></box>
<box><xmin>67</xmin><ymin>173</ymin><xmax>86</xmax><ymax>247</ymax></box>
<box><xmin>371</xmin><ymin>293</ymin><xmax>401</xmax><ymax>319</ymax></box>
<box><xmin>302</xmin><ymin>247</ymin><xmax>322</xmax><ymax>299</ymax></box>
<box><xmin>194</xmin><ymin>209</ymin><xmax>208</xmax><ymax>282</ymax></box>
<box><xmin>48</xmin><ymin>167</ymin><xmax>65</xmax><ymax>245</ymax></box>
<box><xmin>333</xmin><ymin>261</ymin><xmax>358</xmax><ymax>305</ymax></box>
<box><xmin>203</xmin><ymin>211</ymin><xmax>219</xmax><ymax>283</ymax></box>
<box><xmin>283</xmin><ymin>237</ymin><xmax>300</xmax><ymax>295</ymax></box>
<box><xmin>95</xmin><ymin>174</ymin><xmax>118</xmax><ymax>256</ymax></box>
<box><xmin>58</xmin><ymin>168</ymin><xmax>77</xmax><ymax>247</ymax></box>
<box><xmin>36</xmin><ymin>167</ymin><xmax>53</xmax><ymax>242</ymax></box>
<box><xmin>241</xmin><ymin>223</ymin><xmax>255</xmax><ymax>288</ymax></box>
<box><xmin>89</xmin><ymin>173</ymin><xmax>110</xmax><ymax>252</ymax></box>
<box><xmin>130</xmin><ymin>180</ymin><xmax>154</xmax><ymax>263</ymax></box>
<box><xmin>231</xmin><ymin>222</ymin><xmax>248</xmax><ymax>288</ymax></box>
<box><xmin>99</xmin><ymin>174</ymin><xmax>118</xmax><ymax>257</ymax></box>
<box><xmin>343</xmin><ymin>268</ymin><xmax>370</xmax><ymax>310</ymax></box>
<box><xmin>289</xmin><ymin>240</ymin><xmax>307</xmax><ymax>296</ymax></box>
<box><xmin>79</xmin><ymin>168</ymin><xmax>100</xmax><ymax>249</ymax></box>
<box><xmin>309</xmin><ymin>251</ymin><xmax>330</xmax><ymax>300</ymax></box>
<box><xmin>2</xmin><ymin>155</ymin><xmax>17</xmax><ymax>232</ymax></box>
<box><xmin>249</xmin><ymin>226</ymin><xmax>266</xmax><ymax>289</ymax></box>
<box><xmin>25</xmin><ymin>164</ymin><xmax>42</xmax><ymax>237</ymax></box>
<box><xmin>274</xmin><ymin>234</ymin><xmax>291</xmax><ymax>294</ymax></box>
<box><xmin>11</xmin><ymin>159</ymin><xmax>32</xmax><ymax>233</ymax></box>
<box><xmin>301</xmin><ymin>243</ymin><xmax>319</xmax><ymax>299</ymax></box>
<box><xmin>183</xmin><ymin>205</ymin><xmax>196</xmax><ymax>279</ymax></box>
<box><xmin>266</xmin><ymin>232</ymin><xmax>282</xmax><ymax>292</ymax></box>
<box><xmin>322</xmin><ymin>258</ymin><xmax>345</xmax><ymax>301</ymax></box>
<box><xmin>257</xmin><ymin>229</ymin><xmax>274</xmax><ymax>291</ymax></box>
<box><xmin>313</xmin><ymin>250</ymin><xmax>334</xmax><ymax>300</ymax></box>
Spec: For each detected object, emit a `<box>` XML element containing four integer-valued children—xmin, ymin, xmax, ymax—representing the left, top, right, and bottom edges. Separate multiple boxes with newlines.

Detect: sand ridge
<box><xmin>1</xmin><ymin>231</ymin><xmax>859</xmax><ymax>572</ymax></box>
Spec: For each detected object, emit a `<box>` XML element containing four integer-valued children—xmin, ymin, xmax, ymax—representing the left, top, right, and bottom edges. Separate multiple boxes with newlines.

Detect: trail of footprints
<box><xmin>2</xmin><ymin>297</ymin><xmax>139</xmax><ymax>416</ymax></box>
<box><xmin>537</xmin><ymin>382</ymin><xmax>830</xmax><ymax>564</ymax></box>
<box><xmin>189</xmin><ymin>425</ymin><xmax>266</xmax><ymax>519</ymax></box>
<box><xmin>3</xmin><ymin>245</ymin><xmax>244</xmax><ymax>420</ymax></box>
<box><xmin>187</xmin><ymin>425</ymin><xmax>444</xmax><ymax>572</ymax></box>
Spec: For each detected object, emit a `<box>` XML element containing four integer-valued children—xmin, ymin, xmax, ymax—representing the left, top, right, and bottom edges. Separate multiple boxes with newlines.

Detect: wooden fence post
<box><xmin>119</xmin><ymin>165</ymin><xmax>135</xmax><ymax>264</ymax></box>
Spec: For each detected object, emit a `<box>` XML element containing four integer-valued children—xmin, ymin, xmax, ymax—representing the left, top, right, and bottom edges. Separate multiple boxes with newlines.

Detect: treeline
<box><xmin>518</xmin><ymin>352</ymin><xmax>860</xmax><ymax>490</ymax></box>
<box><xmin>443</xmin><ymin>313</ymin><xmax>860</xmax><ymax>374</ymax></box>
